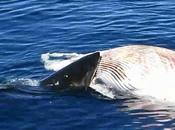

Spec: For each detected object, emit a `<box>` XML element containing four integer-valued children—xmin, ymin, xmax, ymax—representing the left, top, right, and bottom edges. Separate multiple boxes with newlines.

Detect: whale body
<box><xmin>41</xmin><ymin>45</ymin><xmax>175</xmax><ymax>102</ymax></box>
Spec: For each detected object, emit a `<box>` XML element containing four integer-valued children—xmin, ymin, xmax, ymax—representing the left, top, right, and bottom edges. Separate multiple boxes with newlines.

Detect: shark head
<box><xmin>40</xmin><ymin>52</ymin><xmax>100</xmax><ymax>88</ymax></box>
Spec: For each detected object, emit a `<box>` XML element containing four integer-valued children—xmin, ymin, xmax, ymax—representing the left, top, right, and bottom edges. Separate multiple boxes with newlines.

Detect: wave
<box><xmin>0</xmin><ymin>77</ymin><xmax>57</xmax><ymax>99</ymax></box>
<box><xmin>0</xmin><ymin>78</ymin><xmax>40</xmax><ymax>92</ymax></box>
<box><xmin>9</xmin><ymin>78</ymin><xmax>40</xmax><ymax>86</ymax></box>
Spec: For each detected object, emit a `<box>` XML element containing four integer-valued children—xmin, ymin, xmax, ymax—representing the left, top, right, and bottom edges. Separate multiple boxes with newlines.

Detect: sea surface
<box><xmin>1</xmin><ymin>0</ymin><xmax>175</xmax><ymax>129</ymax></box>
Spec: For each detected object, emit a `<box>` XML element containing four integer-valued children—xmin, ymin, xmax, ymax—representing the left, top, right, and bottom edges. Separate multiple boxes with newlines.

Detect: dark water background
<box><xmin>1</xmin><ymin>0</ymin><xmax>175</xmax><ymax>129</ymax></box>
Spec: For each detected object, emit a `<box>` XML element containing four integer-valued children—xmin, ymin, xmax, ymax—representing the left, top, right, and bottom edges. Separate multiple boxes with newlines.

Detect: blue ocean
<box><xmin>1</xmin><ymin>0</ymin><xmax>175</xmax><ymax>129</ymax></box>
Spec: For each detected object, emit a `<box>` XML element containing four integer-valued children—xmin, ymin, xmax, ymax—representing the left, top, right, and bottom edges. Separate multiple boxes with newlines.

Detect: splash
<box><xmin>0</xmin><ymin>78</ymin><xmax>40</xmax><ymax>92</ymax></box>
<box><xmin>41</xmin><ymin>52</ymin><xmax>84</xmax><ymax>71</ymax></box>
<box><xmin>9</xmin><ymin>78</ymin><xmax>40</xmax><ymax>86</ymax></box>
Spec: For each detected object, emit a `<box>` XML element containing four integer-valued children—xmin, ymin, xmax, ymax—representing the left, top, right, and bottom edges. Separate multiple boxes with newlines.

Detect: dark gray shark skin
<box><xmin>40</xmin><ymin>52</ymin><xmax>100</xmax><ymax>88</ymax></box>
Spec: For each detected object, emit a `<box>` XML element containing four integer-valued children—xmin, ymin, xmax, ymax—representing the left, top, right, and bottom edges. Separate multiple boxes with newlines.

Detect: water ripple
<box><xmin>1</xmin><ymin>0</ymin><xmax>175</xmax><ymax>129</ymax></box>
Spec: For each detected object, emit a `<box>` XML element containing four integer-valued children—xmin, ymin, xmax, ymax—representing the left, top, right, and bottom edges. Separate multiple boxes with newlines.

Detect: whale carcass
<box><xmin>41</xmin><ymin>45</ymin><xmax>175</xmax><ymax>102</ymax></box>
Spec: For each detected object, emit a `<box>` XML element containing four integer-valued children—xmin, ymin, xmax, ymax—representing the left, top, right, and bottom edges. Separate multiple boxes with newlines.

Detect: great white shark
<box><xmin>40</xmin><ymin>45</ymin><xmax>175</xmax><ymax>102</ymax></box>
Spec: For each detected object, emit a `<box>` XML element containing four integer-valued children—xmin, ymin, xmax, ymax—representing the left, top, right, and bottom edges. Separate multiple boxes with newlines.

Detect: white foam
<box><xmin>10</xmin><ymin>78</ymin><xmax>40</xmax><ymax>86</ymax></box>
<box><xmin>41</xmin><ymin>52</ymin><xmax>84</xmax><ymax>71</ymax></box>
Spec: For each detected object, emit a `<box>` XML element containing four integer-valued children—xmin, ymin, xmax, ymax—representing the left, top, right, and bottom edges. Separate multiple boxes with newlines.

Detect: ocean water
<box><xmin>1</xmin><ymin>0</ymin><xmax>175</xmax><ymax>129</ymax></box>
